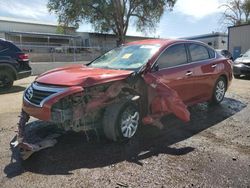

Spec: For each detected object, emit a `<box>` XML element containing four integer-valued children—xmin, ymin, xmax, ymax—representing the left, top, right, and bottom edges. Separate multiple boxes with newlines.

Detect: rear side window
<box><xmin>208</xmin><ymin>48</ymin><xmax>215</xmax><ymax>58</ymax></box>
<box><xmin>7</xmin><ymin>42</ymin><xmax>21</xmax><ymax>52</ymax></box>
<box><xmin>189</xmin><ymin>44</ymin><xmax>210</xmax><ymax>62</ymax></box>
<box><xmin>0</xmin><ymin>43</ymin><xmax>7</xmax><ymax>52</ymax></box>
<box><xmin>157</xmin><ymin>44</ymin><xmax>188</xmax><ymax>69</ymax></box>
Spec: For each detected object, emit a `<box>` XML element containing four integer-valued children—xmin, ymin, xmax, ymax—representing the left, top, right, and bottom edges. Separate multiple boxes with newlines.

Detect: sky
<box><xmin>0</xmin><ymin>0</ymin><xmax>228</xmax><ymax>38</ymax></box>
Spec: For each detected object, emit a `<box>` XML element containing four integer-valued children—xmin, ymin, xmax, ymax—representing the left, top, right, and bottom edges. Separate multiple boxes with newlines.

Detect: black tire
<box><xmin>234</xmin><ymin>74</ymin><xmax>240</xmax><ymax>79</ymax></box>
<box><xmin>210</xmin><ymin>76</ymin><xmax>226</xmax><ymax>105</ymax></box>
<box><xmin>103</xmin><ymin>100</ymin><xmax>140</xmax><ymax>142</ymax></box>
<box><xmin>0</xmin><ymin>70</ymin><xmax>14</xmax><ymax>90</ymax></box>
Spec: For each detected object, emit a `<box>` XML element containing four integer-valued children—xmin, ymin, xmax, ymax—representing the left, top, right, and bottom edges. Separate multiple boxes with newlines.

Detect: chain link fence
<box><xmin>16</xmin><ymin>44</ymin><xmax>105</xmax><ymax>62</ymax></box>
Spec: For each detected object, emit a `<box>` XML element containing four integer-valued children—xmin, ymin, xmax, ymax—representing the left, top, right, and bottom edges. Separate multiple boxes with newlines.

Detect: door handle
<box><xmin>211</xmin><ymin>64</ymin><xmax>217</xmax><ymax>68</ymax></box>
<box><xmin>185</xmin><ymin>71</ymin><xmax>193</xmax><ymax>76</ymax></box>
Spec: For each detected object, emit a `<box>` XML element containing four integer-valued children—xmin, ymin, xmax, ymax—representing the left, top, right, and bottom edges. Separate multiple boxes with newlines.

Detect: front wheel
<box><xmin>103</xmin><ymin>101</ymin><xmax>140</xmax><ymax>142</ymax></box>
<box><xmin>210</xmin><ymin>77</ymin><xmax>226</xmax><ymax>105</ymax></box>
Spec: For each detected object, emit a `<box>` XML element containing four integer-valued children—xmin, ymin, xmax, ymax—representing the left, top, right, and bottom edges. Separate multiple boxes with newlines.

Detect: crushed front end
<box><xmin>13</xmin><ymin>71</ymin><xmax>191</xmax><ymax>160</ymax></box>
<box><xmin>13</xmin><ymin>82</ymin><xmax>85</xmax><ymax>159</ymax></box>
<box><xmin>13</xmin><ymin>79</ymin><xmax>142</xmax><ymax>159</ymax></box>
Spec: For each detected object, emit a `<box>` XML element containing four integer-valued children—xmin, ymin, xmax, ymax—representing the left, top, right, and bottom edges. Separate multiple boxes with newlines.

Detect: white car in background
<box><xmin>233</xmin><ymin>49</ymin><xmax>250</xmax><ymax>78</ymax></box>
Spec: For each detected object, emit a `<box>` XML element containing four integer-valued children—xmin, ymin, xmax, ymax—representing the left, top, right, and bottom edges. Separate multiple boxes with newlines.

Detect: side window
<box><xmin>0</xmin><ymin>43</ymin><xmax>6</xmax><ymax>52</ymax></box>
<box><xmin>8</xmin><ymin>42</ymin><xmax>20</xmax><ymax>52</ymax></box>
<box><xmin>208</xmin><ymin>48</ymin><xmax>215</xmax><ymax>58</ymax></box>
<box><xmin>189</xmin><ymin>44</ymin><xmax>210</xmax><ymax>62</ymax></box>
<box><xmin>157</xmin><ymin>44</ymin><xmax>188</xmax><ymax>69</ymax></box>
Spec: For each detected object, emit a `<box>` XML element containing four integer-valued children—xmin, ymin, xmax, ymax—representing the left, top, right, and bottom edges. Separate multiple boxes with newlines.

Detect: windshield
<box><xmin>243</xmin><ymin>49</ymin><xmax>250</xmax><ymax>57</ymax></box>
<box><xmin>89</xmin><ymin>44</ymin><xmax>160</xmax><ymax>70</ymax></box>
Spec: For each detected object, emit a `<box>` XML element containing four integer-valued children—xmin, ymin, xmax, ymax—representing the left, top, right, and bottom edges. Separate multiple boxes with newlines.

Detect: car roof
<box><xmin>0</xmin><ymin>38</ymin><xmax>13</xmax><ymax>45</ymax></box>
<box><xmin>125</xmin><ymin>39</ymin><xmax>210</xmax><ymax>48</ymax></box>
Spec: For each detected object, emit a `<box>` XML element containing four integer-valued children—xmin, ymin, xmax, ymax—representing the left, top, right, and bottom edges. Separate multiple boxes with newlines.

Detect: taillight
<box><xmin>18</xmin><ymin>54</ymin><xmax>29</xmax><ymax>61</ymax></box>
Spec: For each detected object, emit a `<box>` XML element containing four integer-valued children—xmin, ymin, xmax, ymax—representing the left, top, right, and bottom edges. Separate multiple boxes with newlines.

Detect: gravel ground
<box><xmin>0</xmin><ymin>76</ymin><xmax>249</xmax><ymax>188</ymax></box>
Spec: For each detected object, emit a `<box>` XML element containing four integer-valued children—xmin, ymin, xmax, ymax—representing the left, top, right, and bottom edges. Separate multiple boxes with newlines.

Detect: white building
<box><xmin>184</xmin><ymin>32</ymin><xmax>228</xmax><ymax>50</ymax></box>
<box><xmin>228</xmin><ymin>24</ymin><xmax>250</xmax><ymax>59</ymax></box>
<box><xmin>0</xmin><ymin>17</ymin><xmax>152</xmax><ymax>52</ymax></box>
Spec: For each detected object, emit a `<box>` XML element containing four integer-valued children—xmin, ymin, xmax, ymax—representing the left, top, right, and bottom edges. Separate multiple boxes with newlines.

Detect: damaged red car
<box><xmin>15</xmin><ymin>39</ymin><xmax>233</xmax><ymax>159</ymax></box>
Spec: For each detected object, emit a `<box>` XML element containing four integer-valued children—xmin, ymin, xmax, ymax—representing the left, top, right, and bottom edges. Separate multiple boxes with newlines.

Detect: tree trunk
<box><xmin>116</xmin><ymin>33</ymin><xmax>125</xmax><ymax>46</ymax></box>
<box><xmin>113</xmin><ymin>0</ymin><xmax>126</xmax><ymax>46</ymax></box>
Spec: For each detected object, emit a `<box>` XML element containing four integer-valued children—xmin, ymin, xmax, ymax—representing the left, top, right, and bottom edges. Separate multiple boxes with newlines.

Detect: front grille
<box><xmin>27</xmin><ymin>88</ymin><xmax>55</xmax><ymax>105</ymax></box>
<box><xmin>24</xmin><ymin>83</ymin><xmax>67</xmax><ymax>107</ymax></box>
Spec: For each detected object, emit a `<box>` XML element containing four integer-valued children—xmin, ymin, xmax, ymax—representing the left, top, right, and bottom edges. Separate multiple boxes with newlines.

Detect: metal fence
<box><xmin>15</xmin><ymin>44</ymin><xmax>106</xmax><ymax>62</ymax></box>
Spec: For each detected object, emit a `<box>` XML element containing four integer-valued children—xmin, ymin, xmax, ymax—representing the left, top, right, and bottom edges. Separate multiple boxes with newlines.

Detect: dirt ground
<box><xmin>0</xmin><ymin>76</ymin><xmax>249</xmax><ymax>188</ymax></box>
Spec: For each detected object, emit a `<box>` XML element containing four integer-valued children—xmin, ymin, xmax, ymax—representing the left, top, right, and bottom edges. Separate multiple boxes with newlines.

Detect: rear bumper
<box><xmin>17</xmin><ymin>70</ymin><xmax>32</xmax><ymax>80</ymax></box>
<box><xmin>233</xmin><ymin>64</ymin><xmax>250</xmax><ymax>76</ymax></box>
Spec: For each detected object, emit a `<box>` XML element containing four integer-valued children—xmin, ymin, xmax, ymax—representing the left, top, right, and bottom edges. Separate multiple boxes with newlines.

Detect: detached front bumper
<box><xmin>13</xmin><ymin>83</ymin><xmax>84</xmax><ymax>160</ymax></box>
<box><xmin>233</xmin><ymin>64</ymin><xmax>250</xmax><ymax>76</ymax></box>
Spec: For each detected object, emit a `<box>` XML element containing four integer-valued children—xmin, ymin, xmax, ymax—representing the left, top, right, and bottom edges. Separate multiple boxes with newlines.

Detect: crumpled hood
<box><xmin>36</xmin><ymin>65</ymin><xmax>133</xmax><ymax>87</ymax></box>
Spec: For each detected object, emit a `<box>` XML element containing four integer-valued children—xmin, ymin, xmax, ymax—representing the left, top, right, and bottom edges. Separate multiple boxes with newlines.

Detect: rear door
<box><xmin>151</xmin><ymin>43</ymin><xmax>196</xmax><ymax>104</ymax></box>
<box><xmin>187</xmin><ymin>43</ymin><xmax>218</xmax><ymax>102</ymax></box>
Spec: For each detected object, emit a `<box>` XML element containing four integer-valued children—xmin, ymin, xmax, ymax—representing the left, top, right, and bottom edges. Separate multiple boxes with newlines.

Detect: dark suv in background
<box><xmin>0</xmin><ymin>39</ymin><xmax>31</xmax><ymax>90</ymax></box>
<box><xmin>216</xmin><ymin>49</ymin><xmax>233</xmax><ymax>60</ymax></box>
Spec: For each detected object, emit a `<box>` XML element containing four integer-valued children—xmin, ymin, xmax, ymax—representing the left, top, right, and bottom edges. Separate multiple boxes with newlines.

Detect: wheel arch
<box><xmin>218</xmin><ymin>74</ymin><xmax>228</xmax><ymax>91</ymax></box>
<box><xmin>0</xmin><ymin>63</ymin><xmax>17</xmax><ymax>80</ymax></box>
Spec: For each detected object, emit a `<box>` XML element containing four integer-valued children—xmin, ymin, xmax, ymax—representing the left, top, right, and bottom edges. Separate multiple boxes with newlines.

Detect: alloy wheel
<box><xmin>215</xmin><ymin>80</ymin><xmax>225</xmax><ymax>102</ymax></box>
<box><xmin>120</xmin><ymin>106</ymin><xmax>139</xmax><ymax>138</ymax></box>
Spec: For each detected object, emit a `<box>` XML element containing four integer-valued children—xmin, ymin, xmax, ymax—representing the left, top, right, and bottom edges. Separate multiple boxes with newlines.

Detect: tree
<box><xmin>220</xmin><ymin>0</ymin><xmax>250</xmax><ymax>26</ymax></box>
<box><xmin>56</xmin><ymin>24</ymin><xmax>71</xmax><ymax>34</ymax></box>
<box><xmin>48</xmin><ymin>0</ymin><xmax>176</xmax><ymax>45</ymax></box>
<box><xmin>242</xmin><ymin>0</ymin><xmax>250</xmax><ymax>21</ymax></box>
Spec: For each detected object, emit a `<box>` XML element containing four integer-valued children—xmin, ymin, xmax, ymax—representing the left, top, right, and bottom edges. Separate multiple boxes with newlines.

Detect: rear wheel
<box><xmin>103</xmin><ymin>101</ymin><xmax>140</xmax><ymax>142</ymax></box>
<box><xmin>210</xmin><ymin>77</ymin><xmax>226</xmax><ymax>104</ymax></box>
<box><xmin>0</xmin><ymin>70</ymin><xmax>14</xmax><ymax>90</ymax></box>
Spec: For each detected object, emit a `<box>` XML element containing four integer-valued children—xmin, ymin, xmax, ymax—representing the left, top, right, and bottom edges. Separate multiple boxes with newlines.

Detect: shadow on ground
<box><xmin>4</xmin><ymin>97</ymin><xmax>247</xmax><ymax>178</ymax></box>
<box><xmin>0</xmin><ymin>86</ymin><xmax>26</xmax><ymax>95</ymax></box>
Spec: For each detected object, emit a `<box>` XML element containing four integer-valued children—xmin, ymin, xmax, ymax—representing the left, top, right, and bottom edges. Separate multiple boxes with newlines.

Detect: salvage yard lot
<box><xmin>0</xmin><ymin>76</ymin><xmax>250</xmax><ymax>187</ymax></box>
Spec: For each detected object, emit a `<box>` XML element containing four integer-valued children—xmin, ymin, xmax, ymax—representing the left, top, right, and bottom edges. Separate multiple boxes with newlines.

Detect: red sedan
<box><xmin>16</xmin><ymin>39</ymin><xmax>233</xmax><ymax>159</ymax></box>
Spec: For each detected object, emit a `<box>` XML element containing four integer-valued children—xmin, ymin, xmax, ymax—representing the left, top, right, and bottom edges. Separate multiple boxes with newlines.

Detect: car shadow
<box><xmin>4</xmin><ymin>97</ymin><xmax>247</xmax><ymax>178</ymax></box>
<box><xmin>0</xmin><ymin>86</ymin><xmax>26</xmax><ymax>94</ymax></box>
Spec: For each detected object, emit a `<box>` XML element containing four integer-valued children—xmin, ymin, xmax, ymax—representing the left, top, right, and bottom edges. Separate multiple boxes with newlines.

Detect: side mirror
<box><xmin>151</xmin><ymin>63</ymin><xmax>159</xmax><ymax>72</ymax></box>
<box><xmin>239</xmin><ymin>54</ymin><xmax>243</xmax><ymax>57</ymax></box>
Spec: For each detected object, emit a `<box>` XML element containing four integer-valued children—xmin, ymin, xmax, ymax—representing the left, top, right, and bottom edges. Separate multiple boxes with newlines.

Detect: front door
<box><xmin>151</xmin><ymin>43</ymin><xmax>195</xmax><ymax>104</ymax></box>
